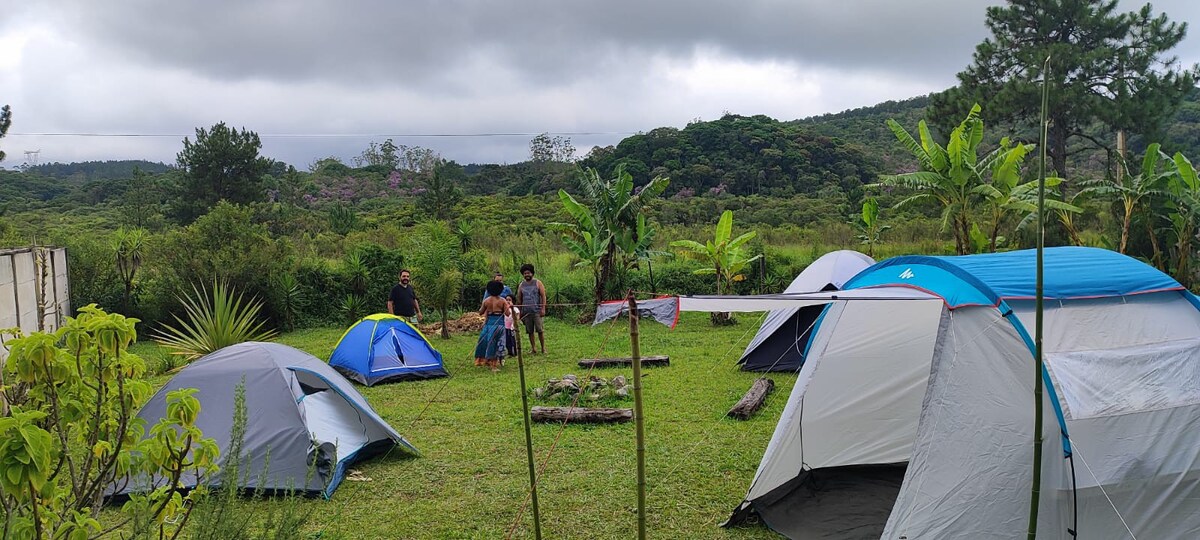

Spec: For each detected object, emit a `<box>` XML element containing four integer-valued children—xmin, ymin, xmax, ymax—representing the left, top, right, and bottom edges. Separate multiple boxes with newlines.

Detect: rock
<box><xmin>612</xmin><ymin>375</ymin><xmax>627</xmax><ymax>389</ymax></box>
<box><xmin>552</xmin><ymin>379</ymin><xmax>579</xmax><ymax>393</ymax></box>
<box><xmin>533</xmin><ymin>387</ymin><xmax>545</xmax><ymax>398</ymax></box>
<box><xmin>616</xmin><ymin>387</ymin><xmax>629</xmax><ymax>398</ymax></box>
<box><xmin>562</xmin><ymin>374</ymin><xmax>578</xmax><ymax>383</ymax></box>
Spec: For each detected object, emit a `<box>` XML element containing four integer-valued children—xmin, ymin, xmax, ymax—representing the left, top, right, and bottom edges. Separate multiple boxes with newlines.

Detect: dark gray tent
<box><xmin>738</xmin><ymin>251</ymin><xmax>874</xmax><ymax>372</ymax></box>
<box><xmin>115</xmin><ymin>342</ymin><xmax>417</xmax><ymax>498</ymax></box>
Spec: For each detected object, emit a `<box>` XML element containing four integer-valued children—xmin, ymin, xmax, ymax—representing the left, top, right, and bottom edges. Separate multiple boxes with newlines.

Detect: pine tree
<box><xmin>930</xmin><ymin>0</ymin><xmax>1197</xmax><ymax>177</ymax></box>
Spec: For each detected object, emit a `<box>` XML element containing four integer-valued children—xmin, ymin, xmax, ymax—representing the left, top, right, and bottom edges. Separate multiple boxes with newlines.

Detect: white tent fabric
<box><xmin>711</xmin><ymin>267</ymin><xmax>1200</xmax><ymax>537</ymax></box>
<box><xmin>678</xmin><ymin>287</ymin><xmax>936</xmax><ymax>313</ymax></box>
<box><xmin>745</xmin><ymin>298</ymin><xmax>944</xmax><ymax>502</ymax></box>
<box><xmin>786</xmin><ymin>250</ymin><xmax>876</xmax><ymax>292</ymax></box>
<box><xmin>738</xmin><ymin>251</ymin><xmax>874</xmax><ymax>371</ymax></box>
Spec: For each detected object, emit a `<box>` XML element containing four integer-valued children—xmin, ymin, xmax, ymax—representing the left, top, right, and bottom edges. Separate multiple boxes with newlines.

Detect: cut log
<box><xmin>727</xmin><ymin>378</ymin><xmax>775</xmax><ymax>420</ymax></box>
<box><xmin>530</xmin><ymin>406</ymin><xmax>633</xmax><ymax>424</ymax></box>
<box><xmin>577</xmin><ymin>355</ymin><xmax>669</xmax><ymax>368</ymax></box>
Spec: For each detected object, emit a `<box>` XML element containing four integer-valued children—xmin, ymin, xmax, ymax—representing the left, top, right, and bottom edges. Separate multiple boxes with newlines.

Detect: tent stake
<box><xmin>628</xmin><ymin>295</ymin><xmax>647</xmax><ymax>540</ymax></box>
<box><xmin>516</xmin><ymin>338</ymin><xmax>543</xmax><ymax>539</ymax></box>
<box><xmin>1027</xmin><ymin>54</ymin><xmax>1051</xmax><ymax>540</ymax></box>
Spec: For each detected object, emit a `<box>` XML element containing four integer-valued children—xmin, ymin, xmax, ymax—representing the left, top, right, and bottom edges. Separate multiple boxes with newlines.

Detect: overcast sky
<box><xmin>2</xmin><ymin>1</ymin><xmax>1199</xmax><ymax>170</ymax></box>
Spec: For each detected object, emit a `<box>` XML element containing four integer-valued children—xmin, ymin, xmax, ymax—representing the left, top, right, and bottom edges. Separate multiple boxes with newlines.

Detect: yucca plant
<box><xmin>153</xmin><ymin>281</ymin><xmax>277</xmax><ymax>363</ymax></box>
<box><xmin>339</xmin><ymin>294</ymin><xmax>369</xmax><ymax>326</ymax></box>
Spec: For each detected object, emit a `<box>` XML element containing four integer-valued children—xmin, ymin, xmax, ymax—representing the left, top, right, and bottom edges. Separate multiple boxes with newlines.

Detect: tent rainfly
<box><xmin>738</xmin><ymin>250</ymin><xmax>874</xmax><ymax>372</ymax></box>
<box><xmin>330</xmin><ymin>314</ymin><xmax>448</xmax><ymax>385</ymax></box>
<box><xmin>114</xmin><ymin>342</ymin><xmax>417</xmax><ymax>499</ymax></box>
<box><xmin>681</xmin><ymin>247</ymin><xmax>1200</xmax><ymax>539</ymax></box>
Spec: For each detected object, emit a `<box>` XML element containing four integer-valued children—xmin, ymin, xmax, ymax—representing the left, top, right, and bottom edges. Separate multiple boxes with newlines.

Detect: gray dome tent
<box><xmin>115</xmin><ymin>342</ymin><xmax>417</xmax><ymax>498</ymax></box>
<box><xmin>738</xmin><ymin>250</ymin><xmax>874</xmax><ymax>372</ymax></box>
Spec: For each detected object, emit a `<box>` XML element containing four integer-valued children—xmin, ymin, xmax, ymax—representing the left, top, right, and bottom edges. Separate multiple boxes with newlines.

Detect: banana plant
<box><xmin>551</xmin><ymin>166</ymin><xmax>669</xmax><ymax>305</ymax></box>
<box><xmin>671</xmin><ymin>210</ymin><xmax>761</xmax><ymax>324</ymax></box>
<box><xmin>852</xmin><ymin>197</ymin><xmax>890</xmax><ymax>257</ymax></box>
<box><xmin>878</xmin><ymin>103</ymin><xmax>1046</xmax><ymax>255</ymax></box>
<box><xmin>1078</xmin><ymin>143</ymin><xmax>1174</xmax><ymax>254</ymax></box>
<box><xmin>670</xmin><ymin>210</ymin><xmax>762</xmax><ymax>296</ymax></box>
<box><xmin>1166</xmin><ymin>152</ymin><xmax>1200</xmax><ymax>287</ymax></box>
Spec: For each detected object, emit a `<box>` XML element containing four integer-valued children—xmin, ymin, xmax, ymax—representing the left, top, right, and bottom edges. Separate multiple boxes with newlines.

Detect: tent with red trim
<box><xmin>680</xmin><ymin>247</ymin><xmax>1200</xmax><ymax>539</ymax></box>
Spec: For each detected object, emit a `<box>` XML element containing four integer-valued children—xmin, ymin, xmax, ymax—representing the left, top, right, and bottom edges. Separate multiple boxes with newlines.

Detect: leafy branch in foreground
<box><xmin>153</xmin><ymin>281</ymin><xmax>277</xmax><ymax>362</ymax></box>
<box><xmin>0</xmin><ymin>305</ymin><xmax>217</xmax><ymax>539</ymax></box>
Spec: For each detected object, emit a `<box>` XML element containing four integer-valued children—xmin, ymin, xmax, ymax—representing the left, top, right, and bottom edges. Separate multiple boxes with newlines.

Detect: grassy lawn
<box><xmin>132</xmin><ymin>312</ymin><xmax>794</xmax><ymax>539</ymax></box>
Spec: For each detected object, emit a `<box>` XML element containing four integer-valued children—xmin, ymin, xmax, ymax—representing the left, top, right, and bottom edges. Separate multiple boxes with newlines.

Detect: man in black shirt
<box><xmin>387</xmin><ymin>269</ymin><xmax>422</xmax><ymax>323</ymax></box>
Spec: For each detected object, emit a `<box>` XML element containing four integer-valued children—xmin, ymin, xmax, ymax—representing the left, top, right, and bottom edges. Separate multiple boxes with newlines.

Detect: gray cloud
<box><xmin>2</xmin><ymin>0</ymin><xmax>1199</xmax><ymax>168</ymax></box>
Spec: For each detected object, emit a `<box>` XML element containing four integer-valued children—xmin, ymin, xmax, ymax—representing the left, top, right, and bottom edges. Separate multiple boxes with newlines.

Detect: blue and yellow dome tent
<box><xmin>329</xmin><ymin>313</ymin><xmax>448</xmax><ymax>385</ymax></box>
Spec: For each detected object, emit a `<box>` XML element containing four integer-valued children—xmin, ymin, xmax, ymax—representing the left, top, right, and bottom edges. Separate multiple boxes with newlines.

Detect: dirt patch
<box><xmin>418</xmin><ymin>312</ymin><xmax>486</xmax><ymax>335</ymax></box>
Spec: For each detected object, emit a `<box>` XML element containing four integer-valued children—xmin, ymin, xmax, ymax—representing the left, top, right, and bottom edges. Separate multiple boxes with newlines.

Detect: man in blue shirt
<box><xmin>482</xmin><ymin>272</ymin><xmax>512</xmax><ymax>301</ymax></box>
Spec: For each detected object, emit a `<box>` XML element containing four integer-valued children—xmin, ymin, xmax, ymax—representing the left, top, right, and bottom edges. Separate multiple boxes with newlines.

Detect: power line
<box><xmin>7</xmin><ymin>131</ymin><xmax>637</xmax><ymax>138</ymax></box>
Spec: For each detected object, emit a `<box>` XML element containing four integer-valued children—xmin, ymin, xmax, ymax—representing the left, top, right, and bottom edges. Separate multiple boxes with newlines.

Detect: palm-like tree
<box><xmin>112</xmin><ymin>227</ymin><xmax>148</xmax><ymax>315</ymax></box>
<box><xmin>670</xmin><ymin>210</ymin><xmax>762</xmax><ymax>323</ymax></box>
<box><xmin>1078</xmin><ymin>143</ymin><xmax>1174</xmax><ymax>254</ymax></box>
<box><xmin>879</xmin><ymin>105</ymin><xmax>1067</xmax><ymax>254</ymax></box>
<box><xmin>553</xmin><ymin>166</ymin><xmax>668</xmax><ymax>304</ymax></box>
<box><xmin>411</xmin><ymin>221</ymin><xmax>462</xmax><ymax>338</ymax></box>
<box><xmin>1166</xmin><ymin>152</ymin><xmax>1200</xmax><ymax>287</ymax></box>
<box><xmin>852</xmin><ymin>197</ymin><xmax>890</xmax><ymax>258</ymax></box>
<box><xmin>876</xmin><ymin>104</ymin><xmax>989</xmax><ymax>255</ymax></box>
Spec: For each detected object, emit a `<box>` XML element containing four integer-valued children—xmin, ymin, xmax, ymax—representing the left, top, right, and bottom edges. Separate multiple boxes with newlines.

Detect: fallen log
<box><xmin>531</xmin><ymin>406</ymin><xmax>633</xmax><ymax>424</ymax></box>
<box><xmin>727</xmin><ymin>378</ymin><xmax>775</xmax><ymax>420</ymax></box>
<box><xmin>578</xmin><ymin>355</ymin><xmax>669</xmax><ymax>368</ymax></box>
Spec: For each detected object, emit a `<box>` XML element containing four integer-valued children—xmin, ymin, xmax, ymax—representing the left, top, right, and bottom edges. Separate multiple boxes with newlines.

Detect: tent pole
<box><xmin>628</xmin><ymin>294</ymin><xmax>647</xmax><ymax>540</ymax></box>
<box><xmin>1027</xmin><ymin>54</ymin><xmax>1051</xmax><ymax>540</ymax></box>
<box><xmin>516</xmin><ymin>334</ymin><xmax>543</xmax><ymax>539</ymax></box>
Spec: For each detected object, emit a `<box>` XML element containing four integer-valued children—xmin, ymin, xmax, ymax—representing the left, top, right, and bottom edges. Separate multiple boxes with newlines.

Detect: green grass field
<box><xmin>130</xmin><ymin>312</ymin><xmax>795</xmax><ymax>539</ymax></box>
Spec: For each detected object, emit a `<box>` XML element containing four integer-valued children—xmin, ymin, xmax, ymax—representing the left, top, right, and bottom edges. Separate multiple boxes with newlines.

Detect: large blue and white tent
<box><xmin>682</xmin><ymin>247</ymin><xmax>1200</xmax><ymax>539</ymax></box>
<box><xmin>330</xmin><ymin>314</ymin><xmax>448</xmax><ymax>385</ymax></box>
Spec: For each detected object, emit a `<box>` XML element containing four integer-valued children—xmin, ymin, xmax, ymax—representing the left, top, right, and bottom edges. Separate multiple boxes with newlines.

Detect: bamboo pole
<box><xmin>628</xmin><ymin>295</ymin><xmax>647</xmax><ymax>540</ymax></box>
<box><xmin>1027</xmin><ymin>54</ymin><xmax>1051</xmax><ymax>540</ymax></box>
<box><xmin>516</xmin><ymin>337</ymin><xmax>543</xmax><ymax>540</ymax></box>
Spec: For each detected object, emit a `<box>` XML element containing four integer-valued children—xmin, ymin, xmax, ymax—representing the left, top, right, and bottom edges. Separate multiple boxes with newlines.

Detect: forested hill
<box><xmin>7</xmin><ymin>89</ymin><xmax>1200</xmax><ymax>202</ymax></box>
<box><xmin>790</xmin><ymin>95</ymin><xmax>930</xmax><ymax>174</ymax></box>
<box><xmin>25</xmin><ymin>160</ymin><xmax>171</xmax><ymax>180</ymax></box>
<box><xmin>579</xmin><ymin>113</ymin><xmax>880</xmax><ymax>197</ymax></box>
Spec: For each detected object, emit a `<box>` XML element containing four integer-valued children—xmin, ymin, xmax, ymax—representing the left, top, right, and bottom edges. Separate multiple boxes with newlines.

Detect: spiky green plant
<box><xmin>339</xmin><ymin>294</ymin><xmax>369</xmax><ymax>326</ymax></box>
<box><xmin>153</xmin><ymin>281</ymin><xmax>277</xmax><ymax>362</ymax></box>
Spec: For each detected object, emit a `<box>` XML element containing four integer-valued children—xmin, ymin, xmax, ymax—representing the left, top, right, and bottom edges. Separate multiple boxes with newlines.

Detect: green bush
<box><xmin>1</xmin><ymin>306</ymin><xmax>218</xmax><ymax>538</ymax></box>
<box><xmin>152</xmin><ymin>202</ymin><xmax>292</xmax><ymax>326</ymax></box>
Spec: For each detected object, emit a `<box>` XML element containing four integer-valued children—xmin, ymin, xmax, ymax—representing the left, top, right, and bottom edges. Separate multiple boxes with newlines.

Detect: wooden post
<box><xmin>1028</xmin><ymin>54</ymin><xmax>1051</xmax><ymax>540</ymax></box>
<box><xmin>628</xmin><ymin>294</ymin><xmax>646</xmax><ymax>540</ymax></box>
<box><xmin>516</xmin><ymin>338</ymin><xmax>543</xmax><ymax>539</ymax></box>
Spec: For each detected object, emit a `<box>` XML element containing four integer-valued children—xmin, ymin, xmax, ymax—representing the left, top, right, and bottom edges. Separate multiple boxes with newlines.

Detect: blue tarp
<box><xmin>844</xmin><ymin>246</ymin><xmax>1183</xmax><ymax>308</ymax></box>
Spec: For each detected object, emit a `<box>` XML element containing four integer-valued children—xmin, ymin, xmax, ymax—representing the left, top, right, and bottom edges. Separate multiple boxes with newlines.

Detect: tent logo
<box><xmin>899</xmin><ymin>268</ymin><xmax>915</xmax><ymax>279</ymax></box>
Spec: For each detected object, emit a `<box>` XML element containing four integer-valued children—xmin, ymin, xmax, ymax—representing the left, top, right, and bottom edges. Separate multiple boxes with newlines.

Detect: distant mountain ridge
<box><xmin>6</xmin><ymin>90</ymin><xmax>1200</xmax><ymax>197</ymax></box>
<box><xmin>24</xmin><ymin>160</ymin><xmax>172</xmax><ymax>182</ymax></box>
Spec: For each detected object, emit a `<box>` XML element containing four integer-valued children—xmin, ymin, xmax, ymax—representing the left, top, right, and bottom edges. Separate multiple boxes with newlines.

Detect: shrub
<box><xmin>0</xmin><ymin>306</ymin><xmax>218</xmax><ymax>538</ymax></box>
